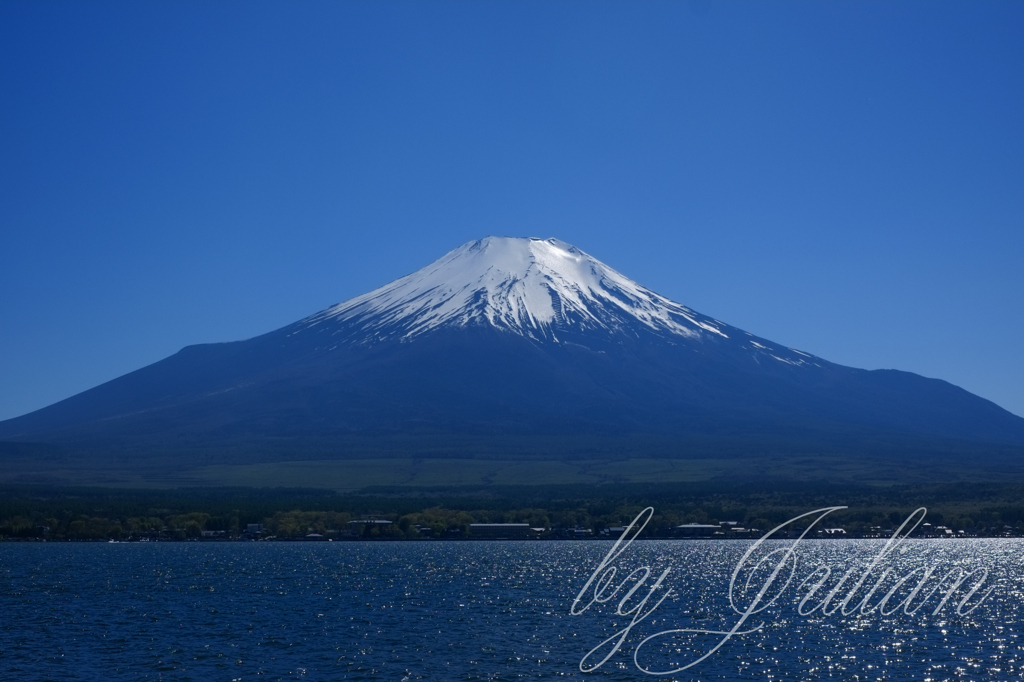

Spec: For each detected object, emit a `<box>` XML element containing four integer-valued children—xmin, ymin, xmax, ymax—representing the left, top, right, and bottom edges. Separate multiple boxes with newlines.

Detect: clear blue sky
<box><xmin>2</xmin><ymin>1</ymin><xmax>1022</xmax><ymax>421</ymax></box>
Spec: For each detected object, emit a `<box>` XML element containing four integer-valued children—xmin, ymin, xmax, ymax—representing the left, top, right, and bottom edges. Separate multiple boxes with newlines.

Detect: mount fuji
<box><xmin>2</xmin><ymin>237</ymin><xmax>1023</xmax><ymax>476</ymax></box>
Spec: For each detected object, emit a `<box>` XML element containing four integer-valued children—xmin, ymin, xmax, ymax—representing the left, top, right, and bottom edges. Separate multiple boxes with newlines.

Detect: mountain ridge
<box><xmin>1</xmin><ymin>236</ymin><xmax>1022</xmax><ymax>479</ymax></box>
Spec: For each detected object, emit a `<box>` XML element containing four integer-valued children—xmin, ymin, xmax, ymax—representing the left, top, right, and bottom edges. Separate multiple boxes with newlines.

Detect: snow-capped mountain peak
<box><xmin>300</xmin><ymin>236</ymin><xmax>730</xmax><ymax>342</ymax></box>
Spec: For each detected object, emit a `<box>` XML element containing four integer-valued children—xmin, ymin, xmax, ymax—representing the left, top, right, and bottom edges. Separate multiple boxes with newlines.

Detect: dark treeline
<box><xmin>3</xmin><ymin>481</ymin><xmax>1024</xmax><ymax>540</ymax></box>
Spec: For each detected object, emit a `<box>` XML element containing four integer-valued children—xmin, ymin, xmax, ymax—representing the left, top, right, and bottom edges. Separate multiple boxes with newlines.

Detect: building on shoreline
<box><xmin>469</xmin><ymin>523</ymin><xmax>530</xmax><ymax>539</ymax></box>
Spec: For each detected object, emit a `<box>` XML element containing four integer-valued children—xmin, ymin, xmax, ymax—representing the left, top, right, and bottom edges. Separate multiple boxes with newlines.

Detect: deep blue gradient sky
<box><xmin>2</xmin><ymin>1</ymin><xmax>1023</xmax><ymax>421</ymax></box>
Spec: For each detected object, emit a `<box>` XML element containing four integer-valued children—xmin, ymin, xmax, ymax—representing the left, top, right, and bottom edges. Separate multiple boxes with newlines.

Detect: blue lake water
<box><xmin>1</xmin><ymin>539</ymin><xmax>1022</xmax><ymax>680</ymax></box>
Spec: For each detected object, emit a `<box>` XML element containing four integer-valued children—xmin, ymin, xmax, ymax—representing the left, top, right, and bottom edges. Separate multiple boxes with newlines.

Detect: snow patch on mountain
<box><xmin>293</xmin><ymin>236</ymin><xmax>821</xmax><ymax>368</ymax></box>
<box><xmin>301</xmin><ymin>237</ymin><xmax>731</xmax><ymax>341</ymax></box>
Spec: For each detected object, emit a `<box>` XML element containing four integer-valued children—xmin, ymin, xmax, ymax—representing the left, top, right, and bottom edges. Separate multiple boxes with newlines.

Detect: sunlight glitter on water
<box><xmin>1</xmin><ymin>539</ymin><xmax>1021</xmax><ymax>680</ymax></box>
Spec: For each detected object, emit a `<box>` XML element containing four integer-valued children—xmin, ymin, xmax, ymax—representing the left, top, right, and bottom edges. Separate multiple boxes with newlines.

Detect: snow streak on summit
<box><xmin>296</xmin><ymin>237</ymin><xmax>819</xmax><ymax>368</ymax></box>
<box><xmin>302</xmin><ymin>237</ymin><xmax>729</xmax><ymax>342</ymax></box>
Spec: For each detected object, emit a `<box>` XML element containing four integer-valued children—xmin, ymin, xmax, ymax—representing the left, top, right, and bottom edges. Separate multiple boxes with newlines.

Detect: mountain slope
<box><xmin>1</xmin><ymin>237</ymin><xmax>1023</xmax><ymax>470</ymax></box>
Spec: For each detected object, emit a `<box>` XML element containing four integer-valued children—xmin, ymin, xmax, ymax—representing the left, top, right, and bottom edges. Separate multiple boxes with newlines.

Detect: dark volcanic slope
<box><xmin>2</xmin><ymin>237</ymin><xmax>1022</xmax><ymax>466</ymax></box>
